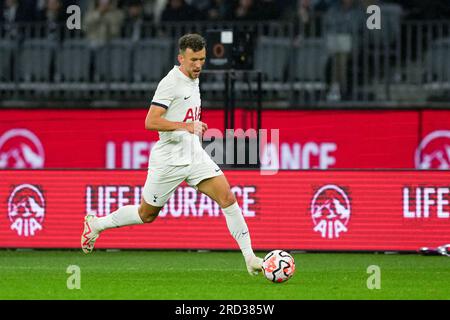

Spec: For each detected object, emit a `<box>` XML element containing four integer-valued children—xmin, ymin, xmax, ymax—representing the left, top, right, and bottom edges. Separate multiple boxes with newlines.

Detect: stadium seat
<box><xmin>93</xmin><ymin>39</ymin><xmax>133</xmax><ymax>83</ymax></box>
<box><xmin>254</xmin><ymin>36</ymin><xmax>291</xmax><ymax>82</ymax></box>
<box><xmin>132</xmin><ymin>38</ymin><xmax>173</xmax><ymax>82</ymax></box>
<box><xmin>292</xmin><ymin>38</ymin><xmax>328</xmax><ymax>83</ymax></box>
<box><xmin>0</xmin><ymin>40</ymin><xmax>17</xmax><ymax>82</ymax></box>
<box><xmin>18</xmin><ymin>39</ymin><xmax>58</xmax><ymax>82</ymax></box>
<box><xmin>55</xmin><ymin>39</ymin><xmax>92</xmax><ymax>83</ymax></box>
<box><xmin>425</xmin><ymin>37</ymin><xmax>450</xmax><ymax>83</ymax></box>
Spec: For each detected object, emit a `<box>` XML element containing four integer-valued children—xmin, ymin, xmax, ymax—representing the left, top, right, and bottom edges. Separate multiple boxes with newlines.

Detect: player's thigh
<box><xmin>185</xmin><ymin>154</ymin><xmax>234</xmax><ymax>207</ymax></box>
<box><xmin>196</xmin><ymin>174</ymin><xmax>236</xmax><ymax>208</ymax></box>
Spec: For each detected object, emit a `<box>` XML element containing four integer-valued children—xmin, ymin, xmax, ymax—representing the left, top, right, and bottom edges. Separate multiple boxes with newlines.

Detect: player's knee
<box><xmin>140</xmin><ymin>211</ymin><xmax>159</xmax><ymax>223</ymax></box>
<box><xmin>219</xmin><ymin>191</ymin><xmax>236</xmax><ymax>208</ymax></box>
<box><xmin>138</xmin><ymin>206</ymin><xmax>160</xmax><ymax>223</ymax></box>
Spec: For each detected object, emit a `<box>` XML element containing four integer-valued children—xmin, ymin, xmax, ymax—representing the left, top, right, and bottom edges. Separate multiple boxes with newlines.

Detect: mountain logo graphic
<box><xmin>310</xmin><ymin>184</ymin><xmax>351</xmax><ymax>239</ymax></box>
<box><xmin>0</xmin><ymin>129</ymin><xmax>45</xmax><ymax>169</ymax></box>
<box><xmin>7</xmin><ymin>184</ymin><xmax>46</xmax><ymax>237</ymax></box>
<box><xmin>415</xmin><ymin>130</ymin><xmax>450</xmax><ymax>170</ymax></box>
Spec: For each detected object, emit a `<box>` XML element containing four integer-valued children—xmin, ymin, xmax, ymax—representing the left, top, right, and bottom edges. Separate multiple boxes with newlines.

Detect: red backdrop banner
<box><xmin>1</xmin><ymin>170</ymin><xmax>448</xmax><ymax>251</ymax></box>
<box><xmin>0</xmin><ymin>109</ymin><xmax>449</xmax><ymax>169</ymax></box>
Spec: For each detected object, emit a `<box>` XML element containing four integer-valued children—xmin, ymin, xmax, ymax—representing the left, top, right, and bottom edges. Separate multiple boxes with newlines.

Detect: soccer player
<box><xmin>81</xmin><ymin>33</ymin><xmax>263</xmax><ymax>276</ymax></box>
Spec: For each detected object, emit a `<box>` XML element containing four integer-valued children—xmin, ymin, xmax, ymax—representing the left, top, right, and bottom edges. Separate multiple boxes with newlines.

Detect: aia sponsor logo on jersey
<box><xmin>310</xmin><ymin>184</ymin><xmax>351</xmax><ymax>239</ymax></box>
<box><xmin>0</xmin><ymin>129</ymin><xmax>45</xmax><ymax>168</ymax></box>
<box><xmin>7</xmin><ymin>184</ymin><xmax>46</xmax><ymax>237</ymax></box>
<box><xmin>415</xmin><ymin>130</ymin><xmax>450</xmax><ymax>169</ymax></box>
<box><xmin>183</xmin><ymin>107</ymin><xmax>201</xmax><ymax>122</ymax></box>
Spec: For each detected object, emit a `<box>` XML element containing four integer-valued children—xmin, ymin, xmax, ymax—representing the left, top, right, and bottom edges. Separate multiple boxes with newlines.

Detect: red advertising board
<box><xmin>0</xmin><ymin>170</ymin><xmax>448</xmax><ymax>251</ymax></box>
<box><xmin>0</xmin><ymin>109</ymin><xmax>449</xmax><ymax>170</ymax></box>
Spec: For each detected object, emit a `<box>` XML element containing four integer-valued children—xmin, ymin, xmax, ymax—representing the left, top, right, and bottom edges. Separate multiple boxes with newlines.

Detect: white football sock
<box><xmin>92</xmin><ymin>205</ymin><xmax>144</xmax><ymax>233</ymax></box>
<box><xmin>222</xmin><ymin>201</ymin><xmax>255</xmax><ymax>262</ymax></box>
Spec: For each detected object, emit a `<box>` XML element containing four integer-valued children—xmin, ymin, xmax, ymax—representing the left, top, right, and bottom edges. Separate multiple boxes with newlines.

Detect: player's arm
<box><xmin>145</xmin><ymin>105</ymin><xmax>207</xmax><ymax>134</ymax></box>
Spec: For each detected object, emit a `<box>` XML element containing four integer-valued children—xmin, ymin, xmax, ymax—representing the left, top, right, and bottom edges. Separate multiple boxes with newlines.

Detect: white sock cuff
<box><xmin>222</xmin><ymin>201</ymin><xmax>241</xmax><ymax>216</ymax></box>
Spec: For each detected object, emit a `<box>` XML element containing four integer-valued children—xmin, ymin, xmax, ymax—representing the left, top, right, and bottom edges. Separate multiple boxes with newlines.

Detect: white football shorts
<box><xmin>142</xmin><ymin>150</ymin><xmax>223</xmax><ymax>207</ymax></box>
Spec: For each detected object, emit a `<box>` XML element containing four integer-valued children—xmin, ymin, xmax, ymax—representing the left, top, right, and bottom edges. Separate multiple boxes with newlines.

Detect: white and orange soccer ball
<box><xmin>262</xmin><ymin>250</ymin><xmax>296</xmax><ymax>283</ymax></box>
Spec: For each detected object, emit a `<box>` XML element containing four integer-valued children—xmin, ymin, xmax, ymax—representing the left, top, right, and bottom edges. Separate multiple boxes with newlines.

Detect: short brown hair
<box><xmin>178</xmin><ymin>34</ymin><xmax>206</xmax><ymax>53</ymax></box>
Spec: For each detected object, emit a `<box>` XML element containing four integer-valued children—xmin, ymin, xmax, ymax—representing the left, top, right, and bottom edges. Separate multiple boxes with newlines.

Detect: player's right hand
<box><xmin>186</xmin><ymin>121</ymin><xmax>208</xmax><ymax>136</ymax></box>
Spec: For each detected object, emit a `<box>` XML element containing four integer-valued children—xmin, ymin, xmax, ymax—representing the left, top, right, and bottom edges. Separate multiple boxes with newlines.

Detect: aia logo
<box><xmin>415</xmin><ymin>130</ymin><xmax>450</xmax><ymax>169</ymax></box>
<box><xmin>7</xmin><ymin>184</ymin><xmax>46</xmax><ymax>237</ymax></box>
<box><xmin>310</xmin><ymin>184</ymin><xmax>351</xmax><ymax>239</ymax></box>
<box><xmin>0</xmin><ymin>129</ymin><xmax>45</xmax><ymax>168</ymax></box>
<box><xmin>183</xmin><ymin>107</ymin><xmax>201</xmax><ymax>122</ymax></box>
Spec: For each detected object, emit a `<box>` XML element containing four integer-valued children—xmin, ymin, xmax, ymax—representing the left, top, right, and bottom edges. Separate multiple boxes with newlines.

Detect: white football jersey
<box><xmin>149</xmin><ymin>66</ymin><xmax>205</xmax><ymax>166</ymax></box>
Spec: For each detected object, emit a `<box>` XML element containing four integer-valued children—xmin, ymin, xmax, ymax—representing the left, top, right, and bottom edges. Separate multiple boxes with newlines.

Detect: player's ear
<box><xmin>177</xmin><ymin>52</ymin><xmax>184</xmax><ymax>65</ymax></box>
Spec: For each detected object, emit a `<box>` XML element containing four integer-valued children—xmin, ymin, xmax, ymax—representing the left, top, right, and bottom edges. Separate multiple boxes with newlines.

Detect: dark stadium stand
<box><xmin>0</xmin><ymin>0</ymin><xmax>449</xmax><ymax>107</ymax></box>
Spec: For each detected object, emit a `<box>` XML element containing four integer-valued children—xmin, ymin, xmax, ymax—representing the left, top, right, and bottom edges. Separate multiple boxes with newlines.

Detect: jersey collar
<box><xmin>174</xmin><ymin>65</ymin><xmax>198</xmax><ymax>84</ymax></box>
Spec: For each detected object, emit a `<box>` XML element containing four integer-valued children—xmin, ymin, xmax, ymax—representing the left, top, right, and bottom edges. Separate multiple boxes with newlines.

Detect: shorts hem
<box><xmin>188</xmin><ymin>171</ymin><xmax>223</xmax><ymax>190</ymax></box>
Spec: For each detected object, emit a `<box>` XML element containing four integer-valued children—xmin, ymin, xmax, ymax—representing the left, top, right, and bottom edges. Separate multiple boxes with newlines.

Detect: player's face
<box><xmin>179</xmin><ymin>48</ymin><xmax>206</xmax><ymax>79</ymax></box>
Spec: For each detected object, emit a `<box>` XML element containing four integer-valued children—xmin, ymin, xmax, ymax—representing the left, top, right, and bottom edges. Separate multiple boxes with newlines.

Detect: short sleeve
<box><xmin>151</xmin><ymin>78</ymin><xmax>176</xmax><ymax>109</ymax></box>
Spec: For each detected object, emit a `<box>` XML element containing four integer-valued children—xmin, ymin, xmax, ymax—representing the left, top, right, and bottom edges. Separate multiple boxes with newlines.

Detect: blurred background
<box><xmin>0</xmin><ymin>0</ymin><xmax>449</xmax><ymax>107</ymax></box>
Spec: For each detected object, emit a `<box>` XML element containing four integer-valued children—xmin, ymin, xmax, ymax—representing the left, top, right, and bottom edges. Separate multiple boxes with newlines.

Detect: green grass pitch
<box><xmin>0</xmin><ymin>250</ymin><xmax>449</xmax><ymax>300</ymax></box>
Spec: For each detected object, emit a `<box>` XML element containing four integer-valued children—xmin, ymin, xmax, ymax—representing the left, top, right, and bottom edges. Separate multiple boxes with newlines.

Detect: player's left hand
<box><xmin>193</xmin><ymin>121</ymin><xmax>208</xmax><ymax>136</ymax></box>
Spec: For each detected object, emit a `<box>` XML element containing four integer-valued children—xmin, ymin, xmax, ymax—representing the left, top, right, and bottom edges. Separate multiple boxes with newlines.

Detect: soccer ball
<box><xmin>262</xmin><ymin>250</ymin><xmax>295</xmax><ymax>283</ymax></box>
